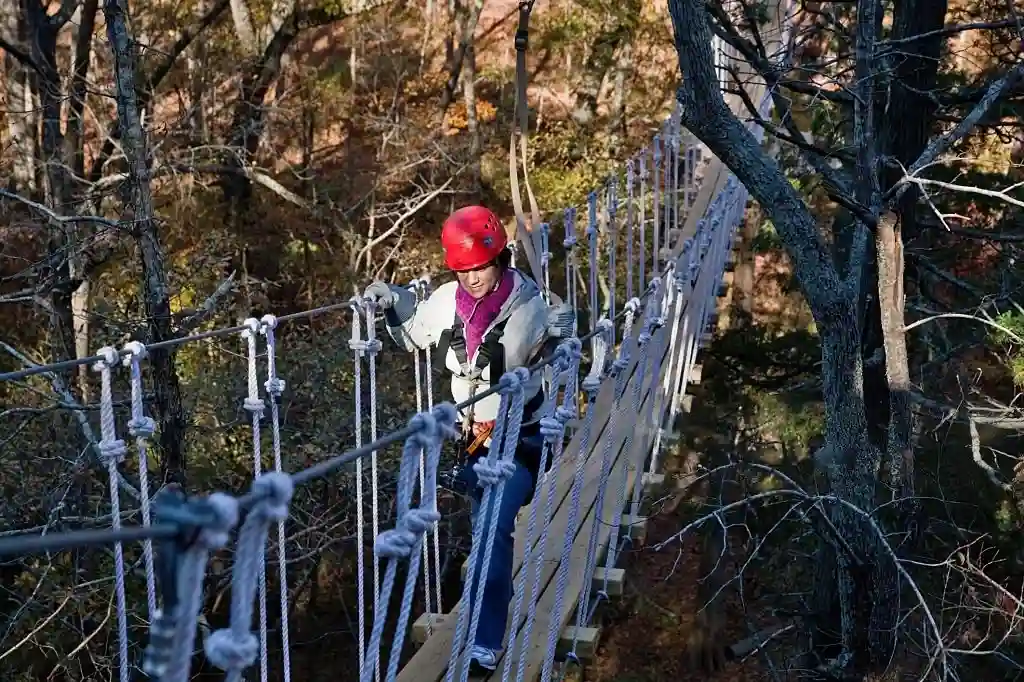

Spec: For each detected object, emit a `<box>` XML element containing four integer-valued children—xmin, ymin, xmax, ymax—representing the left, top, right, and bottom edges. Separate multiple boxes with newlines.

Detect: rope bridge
<box><xmin>0</xmin><ymin>5</ymin><xmax>793</xmax><ymax>681</ymax></box>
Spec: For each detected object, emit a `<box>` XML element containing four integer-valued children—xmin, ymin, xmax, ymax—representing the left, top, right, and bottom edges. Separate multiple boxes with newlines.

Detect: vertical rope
<box><xmin>586</xmin><ymin>191</ymin><xmax>599</xmax><ymax>334</ymax></box>
<box><xmin>571</xmin><ymin>318</ymin><xmax>623</xmax><ymax>651</ymax></box>
<box><xmin>348</xmin><ymin>300</ymin><xmax>368</xmax><ymax>679</ymax></box>
<box><xmin>625</xmin><ymin>159</ymin><xmax>635</xmax><ymax>302</ymax></box>
<box><xmin>408</xmin><ymin>281</ymin><xmax>434</xmax><ymax>630</ymax></box>
<box><xmin>122</xmin><ymin>341</ymin><xmax>157</xmax><ymax>622</ymax></box>
<box><xmin>514</xmin><ymin>340</ymin><xmax>581</xmax><ymax>682</ymax></box>
<box><xmin>206</xmin><ymin>473</ymin><xmax>295</xmax><ymax>682</ymax></box>
<box><xmin>92</xmin><ymin>347</ymin><xmax>129</xmax><ymax>682</ymax></box>
<box><xmin>368</xmin><ymin>405</ymin><xmax>456</xmax><ymax>682</ymax></box>
<box><xmin>607</xmin><ymin>175</ymin><xmax>619</xmax><ymax>349</ymax></box>
<box><xmin>361</xmin><ymin>298</ymin><xmax>384</xmax><ymax>682</ymax></box>
<box><xmin>628</xmin><ymin>278</ymin><xmax>663</xmax><ymax>520</ymax></box>
<box><xmin>459</xmin><ymin>367</ymin><xmax>530</xmax><ymax>682</ymax></box>
<box><xmin>639</xmin><ymin>150</ymin><xmax>648</xmax><ymax>293</ymax></box>
<box><xmin>540</xmin><ymin>222</ymin><xmax>552</xmax><ymax>304</ymax></box>
<box><xmin>415</xmin><ymin>278</ymin><xmax>443</xmax><ymax>621</ymax></box>
<box><xmin>160</xmin><ymin>494</ymin><xmax>239</xmax><ymax>682</ymax></box>
<box><xmin>601</xmin><ymin>298</ymin><xmax>641</xmax><ymax>576</ymax></box>
<box><xmin>652</xmin><ymin>135</ymin><xmax>662</xmax><ymax>277</ymax></box>
<box><xmin>501</xmin><ymin>347</ymin><xmax>570</xmax><ymax>679</ymax></box>
<box><xmin>540</xmin><ymin>326</ymin><xmax>610</xmax><ymax>682</ymax></box>
<box><xmin>445</xmin><ymin>386</ymin><xmax>513</xmax><ymax>682</ymax></box>
<box><xmin>241</xmin><ymin>318</ymin><xmax>270</xmax><ymax>682</ymax></box>
<box><xmin>260</xmin><ymin>315</ymin><xmax>292</xmax><ymax>682</ymax></box>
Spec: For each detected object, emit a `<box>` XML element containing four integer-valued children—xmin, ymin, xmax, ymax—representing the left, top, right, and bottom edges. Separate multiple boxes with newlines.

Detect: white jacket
<box><xmin>383</xmin><ymin>270</ymin><xmax>556</xmax><ymax>425</ymax></box>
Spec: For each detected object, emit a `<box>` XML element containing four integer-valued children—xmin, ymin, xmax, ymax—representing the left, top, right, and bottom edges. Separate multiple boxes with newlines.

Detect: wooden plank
<box><xmin>397</xmin><ymin>148</ymin><xmax>729</xmax><ymax>682</ymax></box>
<box><xmin>557</xmin><ymin>626</ymin><xmax>601</xmax><ymax>661</ymax></box>
<box><xmin>591</xmin><ymin>567</ymin><xmax>625</xmax><ymax>597</ymax></box>
<box><xmin>689</xmin><ymin>363</ymin><xmax>702</xmax><ymax>384</ymax></box>
<box><xmin>412</xmin><ymin>613</ymin><xmax>447</xmax><ymax>645</ymax></box>
<box><xmin>396</xmin><ymin>311</ymin><xmax>667</xmax><ymax>682</ymax></box>
<box><xmin>493</xmin><ymin>344</ymin><xmax>673</xmax><ymax>682</ymax></box>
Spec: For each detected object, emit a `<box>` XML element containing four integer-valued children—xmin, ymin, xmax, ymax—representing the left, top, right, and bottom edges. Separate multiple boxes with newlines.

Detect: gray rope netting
<box><xmin>0</xmin><ymin>11</ymin><xmax>792</xmax><ymax>679</ymax></box>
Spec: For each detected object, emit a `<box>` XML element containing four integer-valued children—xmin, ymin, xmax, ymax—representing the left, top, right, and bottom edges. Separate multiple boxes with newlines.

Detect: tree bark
<box><xmin>667</xmin><ymin>0</ymin><xmax>880</xmax><ymax>670</ymax></box>
<box><xmin>104</xmin><ymin>0</ymin><xmax>188</xmax><ymax>485</ymax></box>
<box><xmin>460</xmin><ymin>0</ymin><xmax>483</xmax><ymax>198</ymax></box>
<box><xmin>439</xmin><ymin>0</ymin><xmax>484</xmax><ymax>120</ymax></box>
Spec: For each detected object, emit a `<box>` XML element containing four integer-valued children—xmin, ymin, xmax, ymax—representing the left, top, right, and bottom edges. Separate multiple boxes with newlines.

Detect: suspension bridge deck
<box><xmin>400</xmin><ymin>154</ymin><xmax>736</xmax><ymax>682</ymax></box>
<box><xmin>400</xmin><ymin>5</ymin><xmax>786</xmax><ymax>674</ymax></box>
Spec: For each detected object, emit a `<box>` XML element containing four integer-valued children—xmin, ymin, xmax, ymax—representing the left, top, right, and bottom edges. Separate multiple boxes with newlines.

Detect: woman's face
<box><xmin>456</xmin><ymin>262</ymin><xmax>502</xmax><ymax>299</ymax></box>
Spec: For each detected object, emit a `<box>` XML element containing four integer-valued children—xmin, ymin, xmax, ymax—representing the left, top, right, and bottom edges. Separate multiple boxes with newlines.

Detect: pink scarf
<box><xmin>455</xmin><ymin>269</ymin><xmax>515</xmax><ymax>359</ymax></box>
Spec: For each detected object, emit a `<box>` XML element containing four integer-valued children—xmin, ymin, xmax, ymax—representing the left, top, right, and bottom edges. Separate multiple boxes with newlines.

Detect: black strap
<box><xmin>435</xmin><ymin>311</ymin><xmax>510</xmax><ymax>388</ymax></box>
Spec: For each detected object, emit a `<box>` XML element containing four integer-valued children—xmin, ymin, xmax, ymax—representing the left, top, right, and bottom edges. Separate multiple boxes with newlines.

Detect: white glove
<box><xmin>546</xmin><ymin>302</ymin><xmax>576</xmax><ymax>339</ymax></box>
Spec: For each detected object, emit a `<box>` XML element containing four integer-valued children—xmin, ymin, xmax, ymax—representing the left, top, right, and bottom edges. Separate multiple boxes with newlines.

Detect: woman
<box><xmin>363</xmin><ymin>205</ymin><xmax>572</xmax><ymax>672</ymax></box>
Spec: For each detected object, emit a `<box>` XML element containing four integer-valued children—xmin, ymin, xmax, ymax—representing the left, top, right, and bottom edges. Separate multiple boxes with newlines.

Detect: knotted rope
<box><xmin>206</xmin><ymin>473</ymin><xmax>294</xmax><ymax>682</ymax></box>
<box><xmin>509</xmin><ymin>340</ymin><xmax>581</xmax><ymax>682</ymax></box>
<box><xmin>445</xmin><ymin>368</ymin><xmax>529</xmax><ymax>682</ymax></box>
<box><xmin>348</xmin><ymin>298</ymin><xmax>368</xmax><ymax>678</ymax></box>
<box><xmin>500</xmin><ymin>342</ymin><xmax>570</xmax><ymax>677</ymax></box>
<box><xmin>540</xmin><ymin>320</ymin><xmax>611</xmax><ymax>681</ymax></box>
<box><xmin>154</xmin><ymin>492</ymin><xmax>239</xmax><ymax>682</ymax></box>
<box><xmin>363</xmin><ymin>405</ymin><xmax>457</xmax><ymax>682</ymax></box>
<box><xmin>241</xmin><ymin>317</ymin><xmax>270</xmax><ymax>682</ymax></box>
<box><xmin>123</xmin><ymin>340</ymin><xmax>157</xmax><ymax>621</ymax></box>
<box><xmin>93</xmin><ymin>347</ymin><xmax>129</xmax><ymax>682</ymax></box>
<box><xmin>260</xmin><ymin>314</ymin><xmax>292</xmax><ymax>682</ymax></box>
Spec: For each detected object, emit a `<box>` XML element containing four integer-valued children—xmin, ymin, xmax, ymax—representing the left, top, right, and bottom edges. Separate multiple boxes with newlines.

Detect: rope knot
<box><xmin>612</xmin><ymin>355</ymin><xmax>630</xmax><ymax>373</ymax></box>
<box><xmin>430</xmin><ymin>403</ymin><xmax>459</xmax><ymax>439</ymax></box>
<box><xmin>243</xmin><ymin>397</ymin><xmax>265</xmax><ymax>414</ymax></box>
<box><xmin>581</xmin><ymin>375</ymin><xmax>601</xmax><ymax>395</ymax></box>
<box><xmin>259</xmin><ymin>314</ymin><xmax>278</xmax><ymax>331</ymax></box>
<box><xmin>196</xmin><ymin>493</ymin><xmax>239</xmax><ymax>549</ymax></box>
<box><xmin>265</xmin><ymin>377</ymin><xmax>286</xmax><ymax>396</ymax></box>
<box><xmin>93</xmin><ymin>346</ymin><xmax>120</xmax><ymax>370</ymax></box>
<box><xmin>498</xmin><ymin>368</ymin><xmax>528</xmax><ymax>393</ymax></box>
<box><xmin>404</xmin><ymin>507</ymin><xmax>441</xmax><ymax>534</ymax></box>
<box><xmin>409</xmin><ymin>410</ymin><xmax>440</xmax><ymax>451</ymax></box>
<box><xmin>563</xmin><ymin>235</ymin><xmax>577</xmax><ymax>248</ymax></box>
<box><xmin>624</xmin><ymin>297</ymin><xmax>642</xmax><ymax>315</ymax></box>
<box><xmin>596</xmin><ymin>318</ymin><xmax>614</xmax><ymax>335</ymax></box>
<box><xmin>98</xmin><ymin>439</ymin><xmax>127</xmax><ymax>464</ymax></box>
<box><xmin>539</xmin><ymin>416</ymin><xmax>561</xmax><ymax>440</ymax></box>
<box><xmin>128</xmin><ymin>416</ymin><xmax>156</xmax><ymax>439</ymax></box>
<box><xmin>205</xmin><ymin>629</ymin><xmax>259</xmax><ymax>672</ymax></box>
<box><xmin>648</xmin><ymin>277</ymin><xmax>662</xmax><ymax>293</ymax></box>
<box><xmin>639</xmin><ymin>331</ymin><xmax>652</xmax><ymax>346</ymax></box>
<box><xmin>348</xmin><ymin>339</ymin><xmax>368</xmax><ymax>352</ymax></box>
<box><xmin>253</xmin><ymin>472</ymin><xmax>294</xmax><ymax>523</ymax></box>
<box><xmin>363</xmin><ymin>339</ymin><xmax>382</xmax><ymax>355</ymax></box>
<box><xmin>654</xmin><ymin>316</ymin><xmax>666</xmax><ymax>328</ymax></box>
<box><xmin>375</xmin><ymin>527</ymin><xmax>418</xmax><ymax>559</ymax></box>
<box><xmin>473</xmin><ymin>458</ymin><xmax>516</xmax><ymax>487</ymax></box>
<box><xmin>123</xmin><ymin>341</ymin><xmax>147</xmax><ymax>362</ymax></box>
<box><xmin>241</xmin><ymin>317</ymin><xmax>260</xmax><ymax>339</ymax></box>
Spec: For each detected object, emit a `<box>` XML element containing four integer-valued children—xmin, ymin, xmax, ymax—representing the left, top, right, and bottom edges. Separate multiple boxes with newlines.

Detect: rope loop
<box><xmin>259</xmin><ymin>313</ymin><xmax>278</xmax><ymax>331</ymax></box>
<box><xmin>473</xmin><ymin>458</ymin><xmax>517</xmax><ymax>487</ymax></box>
<box><xmin>252</xmin><ymin>471</ymin><xmax>294</xmax><ymax>524</ymax></box>
<box><xmin>123</xmin><ymin>340</ymin><xmax>147</xmax><ymax>361</ymax></box>
<box><xmin>129</xmin><ymin>415</ymin><xmax>156</xmax><ymax>439</ymax></box>
<box><xmin>624</xmin><ymin>297</ymin><xmax>642</xmax><ymax>315</ymax></box>
<box><xmin>363</xmin><ymin>339</ymin><xmax>382</xmax><ymax>355</ymax></box>
<box><xmin>241</xmin><ymin>317</ymin><xmax>261</xmax><ymax>339</ymax></box>
<box><xmin>243</xmin><ymin>397</ymin><xmax>265</xmax><ymax>414</ymax></box>
<box><xmin>498</xmin><ymin>366</ymin><xmax>530</xmax><ymax>393</ymax></box>
<box><xmin>99</xmin><ymin>439</ymin><xmax>128</xmax><ymax>465</ymax></box>
<box><xmin>197</xmin><ymin>493</ymin><xmax>240</xmax><ymax>549</ymax></box>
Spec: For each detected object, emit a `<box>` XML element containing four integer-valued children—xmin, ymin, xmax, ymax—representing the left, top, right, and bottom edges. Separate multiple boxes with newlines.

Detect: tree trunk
<box><xmin>667</xmin><ymin>0</ymin><xmax>882</xmax><ymax>671</ymax></box>
<box><xmin>439</xmin><ymin>0</ymin><xmax>484</xmax><ymax>120</ymax></box>
<box><xmin>1</xmin><ymin>1</ymin><xmax>38</xmax><ymax>196</ymax></box>
<box><xmin>607</xmin><ymin>41</ymin><xmax>632</xmax><ymax>155</ymax></box>
<box><xmin>104</xmin><ymin>0</ymin><xmax>188</xmax><ymax>485</ymax></box>
<box><xmin>460</xmin><ymin>0</ymin><xmax>482</xmax><ymax>198</ymax></box>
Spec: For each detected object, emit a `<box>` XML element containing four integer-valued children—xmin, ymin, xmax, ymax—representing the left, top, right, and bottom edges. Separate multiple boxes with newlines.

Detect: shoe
<box><xmin>468</xmin><ymin>645</ymin><xmax>497</xmax><ymax>674</ymax></box>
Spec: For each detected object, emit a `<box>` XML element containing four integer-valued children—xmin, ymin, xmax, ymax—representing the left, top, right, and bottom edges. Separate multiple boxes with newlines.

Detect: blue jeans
<box><xmin>456</xmin><ymin>456</ymin><xmax>536</xmax><ymax>651</ymax></box>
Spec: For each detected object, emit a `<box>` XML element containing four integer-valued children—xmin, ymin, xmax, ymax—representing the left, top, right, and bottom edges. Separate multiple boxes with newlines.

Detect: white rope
<box><xmin>260</xmin><ymin>314</ymin><xmax>292</xmax><ymax>682</ymax></box>
<box><xmin>348</xmin><ymin>299</ymin><xmax>368</xmax><ymax>679</ymax></box>
<box><xmin>241</xmin><ymin>318</ymin><xmax>270</xmax><ymax>682</ymax></box>
<box><xmin>122</xmin><ymin>341</ymin><xmax>157</xmax><ymax>622</ymax></box>
<box><xmin>361</xmin><ymin>298</ymin><xmax>384</xmax><ymax>682</ymax></box>
<box><xmin>92</xmin><ymin>347</ymin><xmax>129</xmax><ymax>682</ymax></box>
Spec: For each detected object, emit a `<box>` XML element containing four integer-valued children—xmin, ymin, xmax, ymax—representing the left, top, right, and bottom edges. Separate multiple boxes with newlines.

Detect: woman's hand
<box><xmin>471</xmin><ymin>420</ymin><xmax>495</xmax><ymax>439</ymax></box>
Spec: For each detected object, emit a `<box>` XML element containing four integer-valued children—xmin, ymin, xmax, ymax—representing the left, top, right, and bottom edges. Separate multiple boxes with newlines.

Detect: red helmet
<box><xmin>440</xmin><ymin>205</ymin><xmax>508</xmax><ymax>271</ymax></box>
